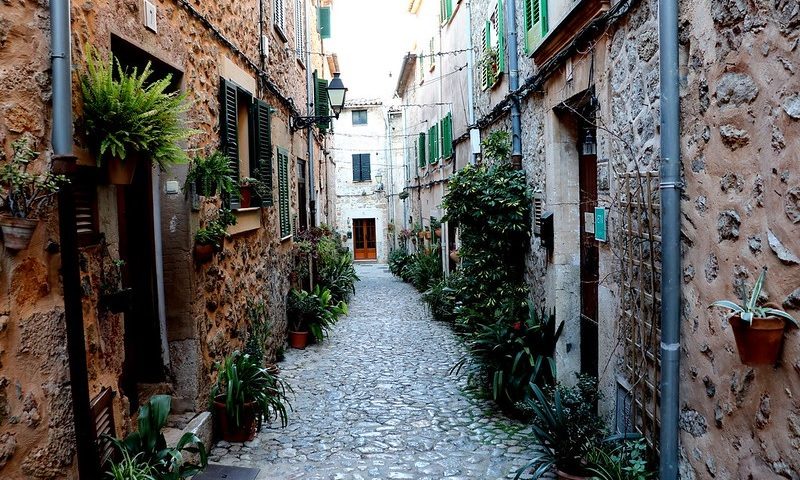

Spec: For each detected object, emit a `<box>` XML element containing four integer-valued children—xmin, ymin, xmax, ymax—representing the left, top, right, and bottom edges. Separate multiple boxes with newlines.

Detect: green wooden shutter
<box><xmin>314</xmin><ymin>73</ymin><xmax>330</xmax><ymax>132</ymax></box>
<box><xmin>541</xmin><ymin>0</ymin><xmax>549</xmax><ymax>35</ymax></box>
<box><xmin>441</xmin><ymin>114</ymin><xmax>453</xmax><ymax>158</ymax></box>
<box><xmin>429</xmin><ymin>124</ymin><xmax>439</xmax><ymax>164</ymax></box>
<box><xmin>497</xmin><ymin>0</ymin><xmax>506</xmax><ymax>73</ymax></box>
<box><xmin>277</xmin><ymin>148</ymin><xmax>291</xmax><ymax>237</ymax></box>
<box><xmin>220</xmin><ymin>78</ymin><xmax>240</xmax><ymax>209</ymax></box>
<box><xmin>524</xmin><ymin>0</ymin><xmax>547</xmax><ymax>53</ymax></box>
<box><xmin>352</xmin><ymin>154</ymin><xmax>361</xmax><ymax>181</ymax></box>
<box><xmin>318</xmin><ymin>6</ymin><xmax>331</xmax><ymax>38</ymax></box>
<box><xmin>482</xmin><ymin>21</ymin><xmax>491</xmax><ymax>88</ymax></box>
<box><xmin>418</xmin><ymin>133</ymin><xmax>426</xmax><ymax>167</ymax></box>
<box><xmin>361</xmin><ymin>154</ymin><xmax>371</xmax><ymax>181</ymax></box>
<box><xmin>254</xmin><ymin>99</ymin><xmax>273</xmax><ymax>206</ymax></box>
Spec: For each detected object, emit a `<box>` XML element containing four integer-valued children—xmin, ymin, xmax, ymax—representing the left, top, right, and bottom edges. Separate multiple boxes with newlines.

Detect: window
<box><xmin>220</xmin><ymin>78</ymin><xmax>273</xmax><ymax>209</ymax></box>
<box><xmin>274</xmin><ymin>0</ymin><xmax>286</xmax><ymax>38</ymax></box>
<box><xmin>440</xmin><ymin>0</ymin><xmax>454</xmax><ymax>23</ymax></box>
<box><xmin>418</xmin><ymin>132</ymin><xmax>426</xmax><ymax>168</ymax></box>
<box><xmin>352</xmin><ymin>153</ymin><xmax>371</xmax><ymax>182</ymax></box>
<box><xmin>481</xmin><ymin>0</ymin><xmax>505</xmax><ymax>89</ymax></box>
<box><xmin>428</xmin><ymin>123</ymin><xmax>439</xmax><ymax>164</ymax></box>
<box><xmin>318</xmin><ymin>6</ymin><xmax>331</xmax><ymax>38</ymax></box>
<box><xmin>277</xmin><ymin>147</ymin><xmax>291</xmax><ymax>238</ymax></box>
<box><xmin>352</xmin><ymin>109</ymin><xmax>368</xmax><ymax>125</ymax></box>
<box><xmin>440</xmin><ymin>113</ymin><xmax>453</xmax><ymax>159</ymax></box>
<box><xmin>523</xmin><ymin>0</ymin><xmax>548</xmax><ymax>54</ymax></box>
<box><xmin>429</xmin><ymin>38</ymin><xmax>436</xmax><ymax>71</ymax></box>
<box><xmin>294</xmin><ymin>0</ymin><xmax>306</xmax><ymax>63</ymax></box>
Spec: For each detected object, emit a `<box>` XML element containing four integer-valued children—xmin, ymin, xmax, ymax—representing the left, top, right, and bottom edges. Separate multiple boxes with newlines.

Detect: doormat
<box><xmin>193</xmin><ymin>463</ymin><xmax>260</xmax><ymax>480</ymax></box>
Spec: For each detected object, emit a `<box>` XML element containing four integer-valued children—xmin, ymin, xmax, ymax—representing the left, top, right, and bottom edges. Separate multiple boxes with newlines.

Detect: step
<box><xmin>163</xmin><ymin>410</ymin><xmax>213</xmax><ymax>465</ymax></box>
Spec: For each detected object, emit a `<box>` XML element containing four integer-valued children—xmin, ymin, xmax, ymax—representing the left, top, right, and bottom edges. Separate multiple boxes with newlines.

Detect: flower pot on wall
<box><xmin>729</xmin><ymin>313</ymin><xmax>787</xmax><ymax>365</ymax></box>
<box><xmin>289</xmin><ymin>331</ymin><xmax>309</xmax><ymax>349</ymax></box>
<box><xmin>240</xmin><ymin>185</ymin><xmax>253</xmax><ymax>208</ymax></box>
<box><xmin>106</xmin><ymin>155</ymin><xmax>139</xmax><ymax>185</ymax></box>
<box><xmin>434</xmin><ymin>228</ymin><xmax>441</xmax><ymax>237</ymax></box>
<box><xmin>213</xmin><ymin>397</ymin><xmax>258</xmax><ymax>442</ymax></box>
<box><xmin>0</xmin><ymin>215</ymin><xmax>38</xmax><ymax>251</ymax></box>
<box><xmin>194</xmin><ymin>243</ymin><xmax>215</xmax><ymax>263</ymax></box>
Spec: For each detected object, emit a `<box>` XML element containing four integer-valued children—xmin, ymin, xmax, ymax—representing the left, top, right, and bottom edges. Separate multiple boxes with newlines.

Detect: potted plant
<box><xmin>478</xmin><ymin>46</ymin><xmax>501</xmax><ymax>87</ymax></box>
<box><xmin>193</xmin><ymin>221</ymin><xmax>227</xmax><ymax>262</ymax></box>
<box><xmin>710</xmin><ymin>267</ymin><xmax>798</xmax><ymax>365</ymax></box>
<box><xmin>108</xmin><ymin>394</ymin><xmax>208</xmax><ymax>479</ymax></box>
<box><xmin>238</xmin><ymin>177</ymin><xmax>263</xmax><ymax>208</ymax></box>
<box><xmin>431</xmin><ymin>217</ymin><xmax>442</xmax><ymax>238</ymax></box>
<box><xmin>398</xmin><ymin>190</ymin><xmax>409</xmax><ymax>200</ymax></box>
<box><xmin>81</xmin><ymin>49</ymin><xmax>194</xmax><ymax>185</ymax></box>
<box><xmin>100</xmin><ymin>258</ymin><xmax>134</xmax><ymax>313</ymax></box>
<box><xmin>287</xmin><ymin>286</ymin><xmax>348</xmax><ymax>348</ymax></box>
<box><xmin>0</xmin><ymin>139</ymin><xmax>68</xmax><ymax>251</ymax></box>
<box><xmin>210</xmin><ymin>351</ymin><xmax>291</xmax><ymax>442</ymax></box>
<box><xmin>184</xmin><ymin>151</ymin><xmax>238</xmax><ymax>197</ymax></box>
<box><xmin>516</xmin><ymin>377</ymin><xmax>606</xmax><ymax>480</ymax></box>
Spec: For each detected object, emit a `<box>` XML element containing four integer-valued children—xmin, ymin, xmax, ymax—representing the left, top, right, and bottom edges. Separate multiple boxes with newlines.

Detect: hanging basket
<box><xmin>106</xmin><ymin>154</ymin><xmax>139</xmax><ymax>185</ymax></box>
<box><xmin>0</xmin><ymin>215</ymin><xmax>38</xmax><ymax>251</ymax></box>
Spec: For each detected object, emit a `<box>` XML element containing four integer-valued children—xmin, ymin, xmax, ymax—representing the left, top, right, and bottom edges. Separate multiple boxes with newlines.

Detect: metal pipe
<box><xmin>465</xmin><ymin>0</ymin><xmax>478</xmax><ymax>164</ymax></box>
<box><xmin>50</xmin><ymin>0</ymin><xmax>99</xmax><ymax>477</ymax></box>
<box><xmin>402</xmin><ymin>98</ymin><xmax>409</xmax><ymax>231</ymax></box>
<box><xmin>504</xmin><ymin>0</ymin><xmax>522</xmax><ymax>167</ymax></box>
<box><xmin>658</xmin><ymin>0</ymin><xmax>681</xmax><ymax>475</ymax></box>
<box><xmin>305</xmin><ymin>0</ymin><xmax>317</xmax><ymax>226</ymax></box>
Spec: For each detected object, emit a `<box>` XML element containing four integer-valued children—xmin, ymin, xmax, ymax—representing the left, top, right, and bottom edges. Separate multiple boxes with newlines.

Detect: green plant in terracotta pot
<box><xmin>0</xmin><ymin>139</ymin><xmax>68</xmax><ymax>251</ymax></box>
<box><xmin>81</xmin><ymin>48</ymin><xmax>195</xmax><ymax>184</ymax></box>
<box><xmin>184</xmin><ymin>151</ymin><xmax>238</xmax><ymax>197</ymax></box>
<box><xmin>210</xmin><ymin>351</ymin><xmax>291</xmax><ymax>442</ymax></box>
<box><xmin>710</xmin><ymin>267</ymin><xmax>797</xmax><ymax>365</ymax></box>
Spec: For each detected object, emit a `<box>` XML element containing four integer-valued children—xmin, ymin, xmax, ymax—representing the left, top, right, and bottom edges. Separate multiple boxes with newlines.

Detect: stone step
<box><xmin>163</xmin><ymin>410</ymin><xmax>213</xmax><ymax>465</ymax></box>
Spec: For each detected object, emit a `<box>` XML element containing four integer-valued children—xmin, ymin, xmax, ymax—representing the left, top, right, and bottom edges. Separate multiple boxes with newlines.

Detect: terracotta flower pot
<box><xmin>194</xmin><ymin>243</ymin><xmax>215</xmax><ymax>263</ymax></box>
<box><xmin>555</xmin><ymin>469</ymin><xmax>589</xmax><ymax>480</ymax></box>
<box><xmin>417</xmin><ymin>231</ymin><xmax>425</xmax><ymax>239</ymax></box>
<box><xmin>289</xmin><ymin>331</ymin><xmax>309</xmax><ymax>349</ymax></box>
<box><xmin>213</xmin><ymin>398</ymin><xmax>258</xmax><ymax>442</ymax></box>
<box><xmin>423</xmin><ymin>231</ymin><xmax>432</xmax><ymax>239</ymax></box>
<box><xmin>106</xmin><ymin>155</ymin><xmax>138</xmax><ymax>185</ymax></box>
<box><xmin>434</xmin><ymin>228</ymin><xmax>442</xmax><ymax>237</ymax></box>
<box><xmin>449</xmin><ymin>250</ymin><xmax>460</xmax><ymax>262</ymax></box>
<box><xmin>729</xmin><ymin>313</ymin><xmax>787</xmax><ymax>365</ymax></box>
<box><xmin>0</xmin><ymin>215</ymin><xmax>38</xmax><ymax>251</ymax></box>
<box><xmin>240</xmin><ymin>185</ymin><xmax>253</xmax><ymax>208</ymax></box>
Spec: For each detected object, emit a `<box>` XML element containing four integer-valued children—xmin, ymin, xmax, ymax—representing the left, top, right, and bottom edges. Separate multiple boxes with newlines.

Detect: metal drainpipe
<box><xmin>505</xmin><ymin>0</ymin><xmax>522</xmax><ymax>168</ymax></box>
<box><xmin>305</xmin><ymin>0</ymin><xmax>317</xmax><ymax>227</ymax></box>
<box><xmin>50</xmin><ymin>0</ymin><xmax>99</xmax><ymax>477</ymax></box>
<box><xmin>465</xmin><ymin>0</ymin><xmax>478</xmax><ymax>164</ymax></box>
<box><xmin>658</xmin><ymin>0</ymin><xmax>681</xmax><ymax>475</ymax></box>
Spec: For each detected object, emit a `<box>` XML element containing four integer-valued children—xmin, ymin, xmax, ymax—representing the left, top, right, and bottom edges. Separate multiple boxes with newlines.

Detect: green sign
<box><xmin>594</xmin><ymin>207</ymin><xmax>607</xmax><ymax>242</ymax></box>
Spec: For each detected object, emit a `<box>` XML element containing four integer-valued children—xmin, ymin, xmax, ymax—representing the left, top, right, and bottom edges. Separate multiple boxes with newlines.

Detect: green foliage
<box><xmin>422</xmin><ymin>273</ymin><xmax>459</xmax><ymax>323</ymax></box>
<box><xmin>105</xmin><ymin>450</ymin><xmax>156</xmax><ymax>480</ymax></box>
<box><xmin>244</xmin><ymin>299</ymin><xmax>271</xmax><ymax>365</ymax></box>
<box><xmin>109</xmin><ymin>395</ymin><xmax>208</xmax><ymax>480</ymax></box>
<box><xmin>287</xmin><ymin>286</ymin><xmax>348</xmax><ymax>341</ymax></box>
<box><xmin>80</xmin><ymin>48</ymin><xmax>194</xmax><ymax>169</ymax></box>
<box><xmin>453</xmin><ymin>307</ymin><xmax>563</xmax><ymax>409</ymax></box>
<box><xmin>388</xmin><ymin>248</ymin><xmax>411</xmax><ymax>277</ymax></box>
<box><xmin>184</xmin><ymin>151</ymin><xmax>238</xmax><ymax>197</ymax></box>
<box><xmin>210</xmin><ymin>351</ymin><xmax>292</xmax><ymax>429</ymax></box>
<box><xmin>587</xmin><ymin>438</ymin><xmax>656</xmax><ymax>480</ymax></box>
<box><xmin>515</xmin><ymin>376</ymin><xmax>606</xmax><ymax>479</ymax></box>
<box><xmin>481</xmin><ymin>130</ymin><xmax>512</xmax><ymax>162</ymax></box>
<box><xmin>442</xmin><ymin>159</ymin><xmax>532</xmax><ymax>329</ymax></box>
<box><xmin>403</xmin><ymin>246</ymin><xmax>443</xmax><ymax>292</ymax></box>
<box><xmin>711</xmin><ymin>266</ymin><xmax>798</xmax><ymax>327</ymax></box>
<box><xmin>0</xmin><ymin>139</ymin><xmax>68</xmax><ymax>219</ymax></box>
<box><xmin>319</xmin><ymin>253</ymin><xmax>359</xmax><ymax>304</ymax></box>
<box><xmin>194</xmin><ymin>208</ymin><xmax>237</xmax><ymax>248</ymax></box>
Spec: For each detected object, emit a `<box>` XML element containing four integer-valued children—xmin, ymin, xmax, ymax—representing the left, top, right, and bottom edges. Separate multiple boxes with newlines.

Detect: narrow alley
<box><xmin>209</xmin><ymin>264</ymin><xmax>538</xmax><ymax>479</ymax></box>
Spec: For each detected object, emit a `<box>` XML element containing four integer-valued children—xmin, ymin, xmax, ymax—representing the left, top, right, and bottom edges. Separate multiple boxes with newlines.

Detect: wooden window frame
<box><xmin>352</xmin><ymin>153</ymin><xmax>371</xmax><ymax>182</ymax></box>
<box><xmin>274</xmin><ymin>0</ymin><xmax>287</xmax><ymax>41</ymax></box>
<box><xmin>277</xmin><ymin>147</ymin><xmax>291</xmax><ymax>239</ymax></box>
<box><xmin>294</xmin><ymin>0</ymin><xmax>306</xmax><ymax>66</ymax></box>
<box><xmin>351</xmin><ymin>109</ymin><xmax>368</xmax><ymax>126</ymax></box>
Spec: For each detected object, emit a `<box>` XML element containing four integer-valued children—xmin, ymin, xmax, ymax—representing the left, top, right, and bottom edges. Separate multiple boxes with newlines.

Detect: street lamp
<box><xmin>292</xmin><ymin>73</ymin><xmax>348</xmax><ymax>130</ymax></box>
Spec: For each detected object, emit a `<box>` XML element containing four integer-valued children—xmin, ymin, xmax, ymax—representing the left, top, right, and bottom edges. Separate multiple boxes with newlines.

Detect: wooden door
<box><xmin>353</xmin><ymin>218</ymin><xmax>377</xmax><ymax>260</ymax></box>
<box><xmin>579</xmin><ymin>128</ymin><xmax>599</xmax><ymax>379</ymax></box>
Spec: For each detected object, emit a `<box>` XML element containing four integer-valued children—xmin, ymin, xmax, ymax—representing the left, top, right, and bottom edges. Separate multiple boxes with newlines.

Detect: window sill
<box><xmin>227</xmin><ymin>208</ymin><xmax>262</xmax><ymax>235</ymax></box>
<box><xmin>274</xmin><ymin>24</ymin><xmax>288</xmax><ymax>43</ymax></box>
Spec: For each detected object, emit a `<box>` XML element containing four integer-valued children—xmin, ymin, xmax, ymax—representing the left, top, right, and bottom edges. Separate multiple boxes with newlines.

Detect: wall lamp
<box><xmin>291</xmin><ymin>73</ymin><xmax>348</xmax><ymax>131</ymax></box>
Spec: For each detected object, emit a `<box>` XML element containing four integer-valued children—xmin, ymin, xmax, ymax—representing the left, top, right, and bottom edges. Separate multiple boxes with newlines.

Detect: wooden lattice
<box><xmin>616</xmin><ymin>171</ymin><xmax>662</xmax><ymax>450</ymax></box>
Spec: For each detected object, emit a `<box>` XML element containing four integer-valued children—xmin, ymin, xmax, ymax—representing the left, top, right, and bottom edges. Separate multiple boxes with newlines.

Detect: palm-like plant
<box><xmin>211</xmin><ymin>351</ymin><xmax>292</xmax><ymax>430</ymax></box>
<box><xmin>318</xmin><ymin>253</ymin><xmax>359</xmax><ymax>303</ymax></box>
<box><xmin>711</xmin><ymin>267</ymin><xmax>798</xmax><ymax>327</ymax></box>
<box><xmin>287</xmin><ymin>286</ymin><xmax>348</xmax><ymax>341</ymax></box>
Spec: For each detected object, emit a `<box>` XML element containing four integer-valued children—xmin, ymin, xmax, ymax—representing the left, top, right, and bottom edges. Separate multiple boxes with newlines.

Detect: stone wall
<box><xmin>0</xmin><ymin>0</ymin><xmax>329</xmax><ymax>477</ymax></box>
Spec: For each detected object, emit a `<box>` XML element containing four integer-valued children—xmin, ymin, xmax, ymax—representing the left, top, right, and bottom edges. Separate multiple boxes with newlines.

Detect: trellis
<box><xmin>616</xmin><ymin>170</ymin><xmax>662</xmax><ymax>451</ymax></box>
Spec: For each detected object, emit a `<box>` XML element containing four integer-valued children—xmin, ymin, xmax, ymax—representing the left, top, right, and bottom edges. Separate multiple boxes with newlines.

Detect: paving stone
<box><xmin>213</xmin><ymin>265</ymin><xmax>539</xmax><ymax>479</ymax></box>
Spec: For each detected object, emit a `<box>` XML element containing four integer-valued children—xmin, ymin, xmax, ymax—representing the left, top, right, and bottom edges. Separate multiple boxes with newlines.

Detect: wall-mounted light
<box><xmin>581</xmin><ymin>129</ymin><xmax>597</xmax><ymax>156</ymax></box>
<box><xmin>374</xmin><ymin>173</ymin><xmax>384</xmax><ymax>192</ymax></box>
<box><xmin>292</xmin><ymin>73</ymin><xmax>348</xmax><ymax>131</ymax></box>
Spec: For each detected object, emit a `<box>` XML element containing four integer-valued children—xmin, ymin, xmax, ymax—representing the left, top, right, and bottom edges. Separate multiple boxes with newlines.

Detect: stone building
<box><xmin>396</xmin><ymin>0</ymin><xmax>800</xmax><ymax>476</ymax></box>
<box><xmin>0</xmin><ymin>0</ymin><xmax>339</xmax><ymax>477</ymax></box>
<box><xmin>331</xmin><ymin>101</ymin><xmax>401</xmax><ymax>263</ymax></box>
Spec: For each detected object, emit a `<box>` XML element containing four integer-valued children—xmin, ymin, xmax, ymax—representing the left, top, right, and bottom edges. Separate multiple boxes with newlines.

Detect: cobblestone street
<box><xmin>210</xmin><ymin>264</ymin><xmax>539</xmax><ymax>479</ymax></box>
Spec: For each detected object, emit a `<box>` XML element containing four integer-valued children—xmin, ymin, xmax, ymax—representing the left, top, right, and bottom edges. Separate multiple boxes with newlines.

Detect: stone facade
<box><xmin>0</xmin><ymin>0</ymin><xmax>336</xmax><ymax>477</ymax></box>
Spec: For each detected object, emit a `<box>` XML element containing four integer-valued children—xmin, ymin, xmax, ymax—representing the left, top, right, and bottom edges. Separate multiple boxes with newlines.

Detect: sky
<box><xmin>327</xmin><ymin>0</ymin><xmax>413</xmax><ymax>102</ymax></box>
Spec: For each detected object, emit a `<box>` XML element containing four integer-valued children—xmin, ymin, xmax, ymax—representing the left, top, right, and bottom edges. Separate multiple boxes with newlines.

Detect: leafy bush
<box><xmin>452</xmin><ymin>307</ymin><xmax>562</xmax><ymax>409</ymax></box>
<box><xmin>81</xmin><ymin>49</ymin><xmax>194</xmax><ymax>170</ymax></box>
<box><xmin>587</xmin><ymin>437</ymin><xmax>656</xmax><ymax>480</ymax></box>
<box><xmin>0</xmin><ymin>139</ymin><xmax>68</xmax><ymax>219</ymax></box>
<box><xmin>403</xmin><ymin>247</ymin><xmax>443</xmax><ymax>292</ymax></box>
<box><xmin>319</xmin><ymin>253</ymin><xmax>358</xmax><ymax>304</ymax></box>
<box><xmin>388</xmin><ymin>248</ymin><xmax>411</xmax><ymax>277</ymax></box>
<box><xmin>184</xmin><ymin>151</ymin><xmax>238</xmax><ymax>197</ymax></box>
<box><xmin>422</xmin><ymin>273</ymin><xmax>459</xmax><ymax>323</ymax></box>
<box><xmin>106</xmin><ymin>450</ymin><xmax>156</xmax><ymax>480</ymax></box>
<box><xmin>210</xmin><ymin>351</ymin><xmax>291</xmax><ymax>429</ymax></box>
<box><xmin>244</xmin><ymin>300</ymin><xmax>271</xmax><ymax>365</ymax></box>
<box><xmin>515</xmin><ymin>376</ymin><xmax>606</xmax><ymax>479</ymax></box>
<box><xmin>109</xmin><ymin>395</ymin><xmax>207</xmax><ymax>480</ymax></box>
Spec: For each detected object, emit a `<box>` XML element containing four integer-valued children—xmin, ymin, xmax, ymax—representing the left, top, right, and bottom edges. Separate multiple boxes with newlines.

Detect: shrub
<box><xmin>318</xmin><ymin>253</ymin><xmax>358</xmax><ymax>304</ymax></box>
<box><xmin>287</xmin><ymin>286</ymin><xmax>348</xmax><ymax>342</ymax></box>
<box><xmin>388</xmin><ymin>248</ymin><xmax>410</xmax><ymax>277</ymax></box>
<box><xmin>422</xmin><ymin>273</ymin><xmax>459</xmax><ymax>323</ymax></box>
<box><xmin>184</xmin><ymin>151</ymin><xmax>238</xmax><ymax>197</ymax></box>
<box><xmin>404</xmin><ymin>247</ymin><xmax>443</xmax><ymax>292</ymax></box>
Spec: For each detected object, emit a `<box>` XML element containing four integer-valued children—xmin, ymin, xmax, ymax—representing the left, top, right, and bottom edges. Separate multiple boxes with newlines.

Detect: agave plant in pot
<box><xmin>286</xmin><ymin>288</ymin><xmax>316</xmax><ymax>349</ymax></box>
<box><xmin>81</xmin><ymin>48</ymin><xmax>194</xmax><ymax>185</ymax></box>
<box><xmin>0</xmin><ymin>139</ymin><xmax>68</xmax><ymax>251</ymax></box>
<box><xmin>710</xmin><ymin>267</ymin><xmax>798</xmax><ymax>365</ymax></box>
<box><xmin>211</xmin><ymin>351</ymin><xmax>291</xmax><ymax>442</ymax></box>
